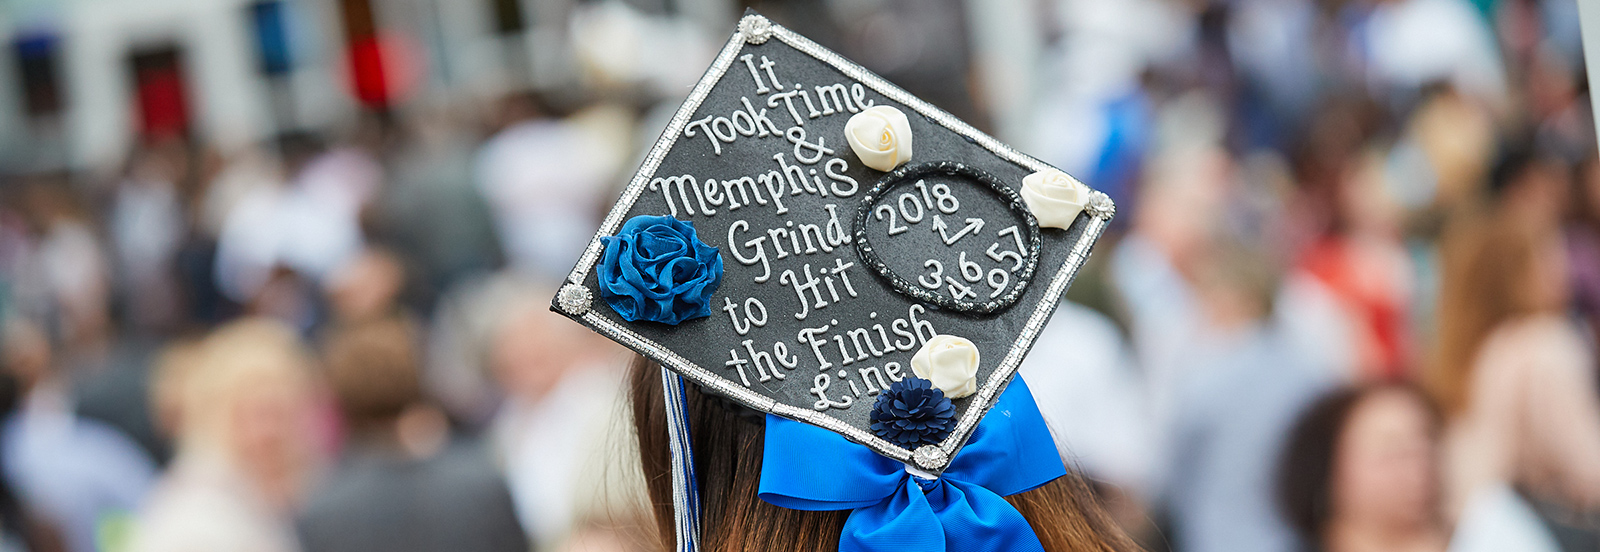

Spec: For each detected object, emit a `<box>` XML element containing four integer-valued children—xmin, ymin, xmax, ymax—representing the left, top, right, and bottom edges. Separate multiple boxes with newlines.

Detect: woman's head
<box><xmin>625</xmin><ymin>355</ymin><xmax>1139</xmax><ymax>552</ymax></box>
<box><xmin>1279</xmin><ymin>384</ymin><xmax>1442</xmax><ymax>546</ymax></box>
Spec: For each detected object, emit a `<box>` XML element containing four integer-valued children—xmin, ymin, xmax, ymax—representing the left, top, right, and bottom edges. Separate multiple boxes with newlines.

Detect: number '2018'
<box><xmin>873</xmin><ymin>180</ymin><xmax>960</xmax><ymax>235</ymax></box>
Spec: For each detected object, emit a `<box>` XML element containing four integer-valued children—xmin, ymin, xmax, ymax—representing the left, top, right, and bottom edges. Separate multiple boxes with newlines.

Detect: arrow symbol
<box><xmin>932</xmin><ymin>215</ymin><xmax>985</xmax><ymax>246</ymax></box>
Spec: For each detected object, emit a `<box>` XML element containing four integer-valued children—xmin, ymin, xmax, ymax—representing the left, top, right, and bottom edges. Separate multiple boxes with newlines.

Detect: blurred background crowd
<box><xmin>1</xmin><ymin>0</ymin><xmax>1599</xmax><ymax>550</ymax></box>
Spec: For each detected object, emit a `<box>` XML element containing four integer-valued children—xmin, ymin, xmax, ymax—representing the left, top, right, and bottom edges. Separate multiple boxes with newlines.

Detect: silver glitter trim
<box><xmin>557</xmin><ymin>18</ymin><xmax>1115</xmax><ymax>474</ymax></box>
<box><xmin>556</xmin><ymin>284</ymin><xmax>593</xmax><ymax>316</ymax></box>
<box><xmin>738</xmin><ymin>14</ymin><xmax>773</xmax><ymax>44</ymax></box>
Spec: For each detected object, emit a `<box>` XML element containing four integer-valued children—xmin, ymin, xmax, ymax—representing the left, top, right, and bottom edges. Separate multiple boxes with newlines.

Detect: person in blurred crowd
<box><xmin>417</xmin><ymin>277</ymin><xmax>506</xmax><ymax>428</ymax></box>
<box><xmin>1395</xmin><ymin>86</ymin><xmax>1497</xmax><ymax>218</ymax></box>
<box><xmin>130</xmin><ymin>318</ymin><xmax>318</xmax><ymax>552</ymax></box>
<box><xmin>197</xmin><ymin>147</ymin><xmax>282</xmax><ymax>256</ymax></box>
<box><xmin>1278</xmin><ymin>384</ymin><xmax>1446</xmax><ymax>552</ymax></box>
<box><xmin>80</xmin><ymin>139</ymin><xmax>198</xmax><ymax>463</ymax></box>
<box><xmin>1110</xmin><ymin>118</ymin><xmax>1353</xmax><ymax>549</ymax></box>
<box><xmin>474</xmin><ymin>92</ymin><xmax>621</xmax><ymax>283</ymax></box>
<box><xmin>4</xmin><ymin>183</ymin><xmax>111</xmax><ymax>358</ymax></box>
<box><xmin>484</xmin><ymin>284</ymin><xmax>648</xmax><ymax>550</ymax></box>
<box><xmin>1</xmin><ymin>318</ymin><xmax>154</xmax><ymax>552</ymax></box>
<box><xmin>368</xmin><ymin>110</ymin><xmax>503</xmax><ymax>312</ymax></box>
<box><xmin>1430</xmin><ymin>147</ymin><xmax>1600</xmax><ymax>526</ymax></box>
<box><xmin>0</xmin><ymin>365</ymin><xmax>67</xmax><ymax>552</ymax></box>
<box><xmin>1294</xmin><ymin>150</ymin><xmax>1416</xmax><ymax>380</ymax></box>
<box><xmin>214</xmin><ymin>132</ymin><xmax>369</xmax><ymax>326</ymax></box>
<box><xmin>1113</xmin><ymin>140</ymin><xmax>1229</xmax><ymax>442</ymax></box>
<box><xmin>1159</xmin><ymin>239</ymin><xmax>1341</xmax><ymax>552</ymax></box>
<box><xmin>298</xmin><ymin>318</ymin><xmax>526</xmax><ymax>552</ymax></box>
<box><xmin>176</xmin><ymin>146</ymin><xmax>279</xmax><ymax>328</ymax></box>
<box><xmin>1290</xmin><ymin>97</ymin><xmax>1416</xmax><ymax>381</ymax></box>
<box><xmin>109</xmin><ymin>138</ymin><xmax>189</xmax><ymax>333</ymax></box>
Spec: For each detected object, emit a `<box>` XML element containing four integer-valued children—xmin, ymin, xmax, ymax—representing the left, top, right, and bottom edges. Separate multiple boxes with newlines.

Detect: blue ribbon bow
<box><xmin>758</xmin><ymin>377</ymin><xmax>1065</xmax><ymax>552</ymax></box>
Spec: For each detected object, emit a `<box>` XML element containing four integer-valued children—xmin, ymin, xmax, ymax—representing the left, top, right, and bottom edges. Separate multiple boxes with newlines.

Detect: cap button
<box><xmin>1086</xmin><ymin>190</ymin><xmax>1116</xmax><ymax>220</ymax></box>
<box><xmin>556</xmin><ymin>284</ymin><xmax>593</xmax><ymax>316</ymax></box>
<box><xmin>739</xmin><ymin>14</ymin><xmax>774</xmax><ymax>44</ymax></box>
<box><xmin>913</xmin><ymin>445</ymin><xmax>949</xmax><ymax>471</ymax></box>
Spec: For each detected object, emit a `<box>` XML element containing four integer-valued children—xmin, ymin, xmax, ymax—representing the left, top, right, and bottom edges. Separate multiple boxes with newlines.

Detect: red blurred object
<box><xmin>131</xmin><ymin>47</ymin><xmax>190</xmax><ymax>139</ymax></box>
<box><xmin>1298</xmin><ymin>237</ymin><xmax>1411</xmax><ymax>381</ymax></box>
<box><xmin>344</xmin><ymin>32</ymin><xmax>420</xmax><ymax>110</ymax></box>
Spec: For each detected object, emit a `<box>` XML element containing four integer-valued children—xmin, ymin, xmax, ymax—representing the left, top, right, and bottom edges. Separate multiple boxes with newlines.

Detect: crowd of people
<box><xmin>0</xmin><ymin>0</ymin><xmax>1599</xmax><ymax>551</ymax></box>
<box><xmin>1018</xmin><ymin>0</ymin><xmax>1600</xmax><ymax>550</ymax></box>
<box><xmin>0</xmin><ymin>85</ymin><xmax>655</xmax><ymax>549</ymax></box>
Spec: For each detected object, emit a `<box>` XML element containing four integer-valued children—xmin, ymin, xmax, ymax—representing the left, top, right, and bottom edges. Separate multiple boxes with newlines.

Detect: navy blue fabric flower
<box><xmin>598</xmin><ymin>215</ymin><xmax>724</xmax><ymax>325</ymax></box>
<box><xmin>870</xmin><ymin>377</ymin><xmax>956</xmax><ymax>447</ymax></box>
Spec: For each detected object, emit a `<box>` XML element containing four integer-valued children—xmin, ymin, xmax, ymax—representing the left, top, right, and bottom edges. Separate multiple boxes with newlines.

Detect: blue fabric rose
<box><xmin>598</xmin><ymin>215</ymin><xmax>724</xmax><ymax>325</ymax></box>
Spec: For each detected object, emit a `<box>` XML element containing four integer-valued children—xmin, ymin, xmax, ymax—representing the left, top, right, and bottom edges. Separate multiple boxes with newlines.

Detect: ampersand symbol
<box><xmin>786</xmin><ymin>127</ymin><xmax>835</xmax><ymax>164</ymax></box>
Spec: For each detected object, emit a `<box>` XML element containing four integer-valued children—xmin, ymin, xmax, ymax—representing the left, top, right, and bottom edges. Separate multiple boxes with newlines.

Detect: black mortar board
<box><xmin>551</xmin><ymin>10</ymin><xmax>1114</xmax><ymax>473</ymax></box>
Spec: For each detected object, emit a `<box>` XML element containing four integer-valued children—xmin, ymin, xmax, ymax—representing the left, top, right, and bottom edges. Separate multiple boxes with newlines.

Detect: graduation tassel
<box><xmin>661</xmin><ymin>368</ymin><xmax>702</xmax><ymax>552</ymax></box>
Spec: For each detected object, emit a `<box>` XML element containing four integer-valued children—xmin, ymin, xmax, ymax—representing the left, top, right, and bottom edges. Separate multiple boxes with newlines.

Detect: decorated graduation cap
<box><xmin>552</xmin><ymin>11</ymin><xmax>1114</xmax><ymax>552</ymax></box>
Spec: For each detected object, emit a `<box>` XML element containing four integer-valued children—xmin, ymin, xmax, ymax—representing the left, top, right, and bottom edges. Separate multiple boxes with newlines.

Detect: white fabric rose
<box><xmin>844</xmin><ymin>105</ymin><xmax>914</xmax><ymax>172</ymax></box>
<box><xmin>1020</xmin><ymin>168</ymin><xmax>1090</xmax><ymax>230</ymax></box>
<box><xmin>911</xmin><ymin>335</ymin><xmax>980</xmax><ymax>399</ymax></box>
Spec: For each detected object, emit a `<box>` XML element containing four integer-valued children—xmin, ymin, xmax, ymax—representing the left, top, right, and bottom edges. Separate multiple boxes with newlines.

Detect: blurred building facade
<box><xmin>0</xmin><ymin>0</ymin><xmax>734</xmax><ymax>171</ymax></box>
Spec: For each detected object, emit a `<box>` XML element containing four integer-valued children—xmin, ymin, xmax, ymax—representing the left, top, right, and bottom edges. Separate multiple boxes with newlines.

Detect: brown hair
<box><xmin>323</xmin><ymin>317</ymin><xmax>423</xmax><ymax>432</ymax></box>
<box><xmin>627</xmin><ymin>356</ymin><xmax>1140</xmax><ymax>552</ymax></box>
<box><xmin>1428</xmin><ymin>215</ymin><xmax>1553</xmax><ymax>415</ymax></box>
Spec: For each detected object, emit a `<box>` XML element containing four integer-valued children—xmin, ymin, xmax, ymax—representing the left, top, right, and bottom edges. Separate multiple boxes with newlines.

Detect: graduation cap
<box><xmin>552</xmin><ymin>11</ymin><xmax>1113</xmax><ymax>552</ymax></box>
